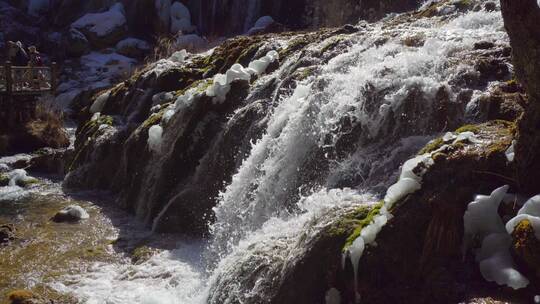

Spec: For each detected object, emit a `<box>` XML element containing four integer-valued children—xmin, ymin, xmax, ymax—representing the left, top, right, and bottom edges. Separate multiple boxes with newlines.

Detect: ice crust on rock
<box><xmin>207</xmin><ymin>51</ymin><xmax>279</xmax><ymax>103</ymax></box>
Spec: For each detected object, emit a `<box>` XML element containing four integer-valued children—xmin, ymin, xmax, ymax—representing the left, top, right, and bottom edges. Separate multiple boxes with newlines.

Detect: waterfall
<box><xmin>55</xmin><ymin>3</ymin><xmax>509</xmax><ymax>303</ymax></box>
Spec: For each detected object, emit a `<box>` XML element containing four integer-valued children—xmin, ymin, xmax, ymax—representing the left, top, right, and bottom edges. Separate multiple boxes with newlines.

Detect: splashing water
<box><xmin>56</xmin><ymin>4</ymin><xmax>509</xmax><ymax>303</ymax></box>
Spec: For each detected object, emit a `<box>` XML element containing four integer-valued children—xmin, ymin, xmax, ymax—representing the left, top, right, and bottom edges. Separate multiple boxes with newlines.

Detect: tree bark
<box><xmin>500</xmin><ymin>0</ymin><xmax>540</xmax><ymax>194</ymax></box>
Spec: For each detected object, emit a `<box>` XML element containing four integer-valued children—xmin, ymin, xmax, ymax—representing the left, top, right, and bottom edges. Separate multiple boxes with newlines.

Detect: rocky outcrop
<box><xmin>269</xmin><ymin>120</ymin><xmax>540</xmax><ymax>303</ymax></box>
<box><xmin>500</xmin><ymin>0</ymin><xmax>540</xmax><ymax>195</ymax></box>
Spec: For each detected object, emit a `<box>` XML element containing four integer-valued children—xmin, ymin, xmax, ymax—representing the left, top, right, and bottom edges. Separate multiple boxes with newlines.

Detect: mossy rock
<box><xmin>419</xmin><ymin>137</ymin><xmax>445</xmax><ymax>155</ymax></box>
<box><xmin>6</xmin><ymin>290</ymin><xmax>34</xmax><ymax>304</ymax></box>
<box><xmin>341</xmin><ymin>201</ymin><xmax>385</xmax><ymax>251</ymax></box>
<box><xmin>511</xmin><ymin>219</ymin><xmax>540</xmax><ymax>280</ymax></box>
<box><xmin>0</xmin><ymin>174</ymin><xmax>8</xmax><ymax>186</ymax></box>
<box><xmin>16</xmin><ymin>178</ymin><xmax>39</xmax><ymax>188</ymax></box>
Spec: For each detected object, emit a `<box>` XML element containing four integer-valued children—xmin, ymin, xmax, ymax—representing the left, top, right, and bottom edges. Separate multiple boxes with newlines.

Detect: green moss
<box><xmin>17</xmin><ymin>178</ymin><xmax>39</xmax><ymax>188</ymax></box>
<box><xmin>341</xmin><ymin>201</ymin><xmax>385</xmax><ymax>251</ymax></box>
<box><xmin>131</xmin><ymin>246</ymin><xmax>158</xmax><ymax>264</ymax></box>
<box><xmin>432</xmin><ymin>152</ymin><xmax>448</xmax><ymax>163</ymax></box>
<box><xmin>455</xmin><ymin>124</ymin><xmax>481</xmax><ymax>134</ymax></box>
<box><xmin>419</xmin><ymin>137</ymin><xmax>444</xmax><ymax>155</ymax></box>
<box><xmin>34</xmin><ymin>148</ymin><xmax>49</xmax><ymax>156</ymax></box>
<box><xmin>0</xmin><ymin>174</ymin><xmax>9</xmax><ymax>186</ymax></box>
<box><xmin>141</xmin><ymin>110</ymin><xmax>165</xmax><ymax>130</ymax></box>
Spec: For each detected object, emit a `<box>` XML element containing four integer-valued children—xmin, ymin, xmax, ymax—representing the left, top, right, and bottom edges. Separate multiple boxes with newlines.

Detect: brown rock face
<box><xmin>500</xmin><ymin>0</ymin><xmax>540</xmax><ymax>194</ymax></box>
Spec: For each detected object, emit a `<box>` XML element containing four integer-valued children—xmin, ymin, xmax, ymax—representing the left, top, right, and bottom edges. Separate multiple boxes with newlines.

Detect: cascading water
<box><xmin>54</xmin><ymin>2</ymin><xmax>510</xmax><ymax>303</ymax></box>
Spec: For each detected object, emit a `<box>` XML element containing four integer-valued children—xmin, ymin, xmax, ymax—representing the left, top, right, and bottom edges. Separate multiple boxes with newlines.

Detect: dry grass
<box><xmin>28</xmin><ymin>96</ymin><xmax>69</xmax><ymax>148</ymax></box>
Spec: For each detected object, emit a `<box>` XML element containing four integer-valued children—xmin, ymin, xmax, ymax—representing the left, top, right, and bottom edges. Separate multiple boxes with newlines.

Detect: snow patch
<box><xmin>72</xmin><ymin>3</ymin><xmax>126</xmax><ymax>37</ymax></box>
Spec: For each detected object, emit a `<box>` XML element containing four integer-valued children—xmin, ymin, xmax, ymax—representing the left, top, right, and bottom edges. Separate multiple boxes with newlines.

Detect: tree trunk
<box><xmin>500</xmin><ymin>0</ymin><xmax>540</xmax><ymax>194</ymax></box>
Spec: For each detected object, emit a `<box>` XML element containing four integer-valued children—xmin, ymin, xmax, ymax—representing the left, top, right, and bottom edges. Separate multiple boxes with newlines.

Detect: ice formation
<box><xmin>148</xmin><ymin>125</ymin><xmax>164</xmax><ymax>153</ymax></box>
<box><xmin>90</xmin><ymin>92</ymin><xmax>110</xmax><ymax>114</ymax></box>
<box><xmin>464</xmin><ymin>185</ymin><xmax>509</xmax><ymax>243</ymax></box>
<box><xmin>72</xmin><ymin>3</ymin><xmax>126</xmax><ymax>37</ymax></box>
<box><xmin>505</xmin><ymin>140</ymin><xmax>515</xmax><ymax>162</ymax></box>
<box><xmin>207</xmin><ymin>51</ymin><xmax>279</xmax><ymax>103</ymax></box>
<box><xmin>170</xmin><ymin>1</ymin><xmax>193</xmax><ymax>33</ymax></box>
<box><xmin>248</xmin><ymin>50</ymin><xmax>280</xmax><ymax>75</ymax></box>
<box><xmin>463</xmin><ymin>185</ymin><xmax>538</xmax><ymax>290</ymax></box>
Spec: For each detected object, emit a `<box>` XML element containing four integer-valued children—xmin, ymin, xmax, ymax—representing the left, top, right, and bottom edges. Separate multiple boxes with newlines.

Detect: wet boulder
<box><xmin>51</xmin><ymin>205</ymin><xmax>90</xmax><ymax>223</ymax></box>
<box><xmin>64</xmin><ymin>28</ymin><xmax>90</xmax><ymax>57</ymax></box>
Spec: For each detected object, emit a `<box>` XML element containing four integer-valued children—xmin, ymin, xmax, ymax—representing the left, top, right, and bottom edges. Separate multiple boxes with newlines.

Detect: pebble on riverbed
<box><xmin>0</xmin><ymin>224</ymin><xmax>16</xmax><ymax>245</ymax></box>
<box><xmin>51</xmin><ymin>205</ymin><xmax>90</xmax><ymax>223</ymax></box>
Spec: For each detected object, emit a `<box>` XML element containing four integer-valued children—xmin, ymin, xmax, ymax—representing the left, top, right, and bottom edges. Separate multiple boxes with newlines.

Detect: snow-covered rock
<box><xmin>116</xmin><ymin>38</ymin><xmax>151</xmax><ymax>59</ymax></box>
<box><xmin>52</xmin><ymin>205</ymin><xmax>90</xmax><ymax>222</ymax></box>
<box><xmin>170</xmin><ymin>1</ymin><xmax>194</xmax><ymax>33</ymax></box>
<box><xmin>72</xmin><ymin>3</ymin><xmax>127</xmax><ymax>48</ymax></box>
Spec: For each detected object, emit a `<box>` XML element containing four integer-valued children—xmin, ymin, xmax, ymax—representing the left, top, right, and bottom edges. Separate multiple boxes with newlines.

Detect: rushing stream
<box><xmin>2</xmin><ymin>2</ymin><xmax>510</xmax><ymax>303</ymax></box>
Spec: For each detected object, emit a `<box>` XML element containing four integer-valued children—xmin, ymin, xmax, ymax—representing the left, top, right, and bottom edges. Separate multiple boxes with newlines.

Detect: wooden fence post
<box><xmin>50</xmin><ymin>62</ymin><xmax>58</xmax><ymax>94</ymax></box>
<box><xmin>5</xmin><ymin>61</ymin><xmax>12</xmax><ymax>96</ymax></box>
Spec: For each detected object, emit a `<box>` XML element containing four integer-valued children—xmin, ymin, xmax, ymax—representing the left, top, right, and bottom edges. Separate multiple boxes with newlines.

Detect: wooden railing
<box><xmin>0</xmin><ymin>62</ymin><xmax>58</xmax><ymax>97</ymax></box>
